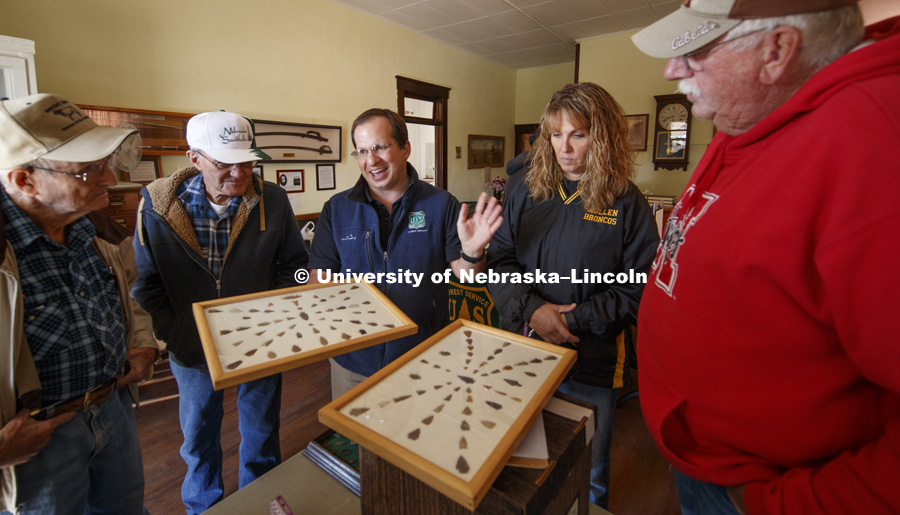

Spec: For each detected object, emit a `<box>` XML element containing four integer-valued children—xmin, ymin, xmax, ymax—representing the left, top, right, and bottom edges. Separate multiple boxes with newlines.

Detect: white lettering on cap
<box><xmin>670</xmin><ymin>21</ymin><xmax>720</xmax><ymax>50</ymax></box>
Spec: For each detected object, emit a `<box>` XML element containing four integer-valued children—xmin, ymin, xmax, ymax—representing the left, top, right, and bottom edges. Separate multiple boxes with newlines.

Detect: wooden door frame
<box><xmin>396</xmin><ymin>76</ymin><xmax>450</xmax><ymax>190</ymax></box>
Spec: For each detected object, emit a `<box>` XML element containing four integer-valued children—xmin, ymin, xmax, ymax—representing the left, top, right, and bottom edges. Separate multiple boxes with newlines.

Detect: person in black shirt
<box><xmin>487</xmin><ymin>82</ymin><xmax>659</xmax><ymax>509</ymax></box>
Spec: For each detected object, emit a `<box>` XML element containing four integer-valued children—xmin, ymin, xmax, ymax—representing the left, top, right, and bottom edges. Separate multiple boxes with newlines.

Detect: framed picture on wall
<box><xmin>626</xmin><ymin>114</ymin><xmax>649</xmax><ymax>152</ymax></box>
<box><xmin>276</xmin><ymin>169</ymin><xmax>305</xmax><ymax>193</ymax></box>
<box><xmin>467</xmin><ymin>135</ymin><xmax>505</xmax><ymax>169</ymax></box>
<box><xmin>252</xmin><ymin>119</ymin><xmax>341</xmax><ymax>163</ymax></box>
<box><xmin>126</xmin><ymin>156</ymin><xmax>162</xmax><ymax>183</ymax></box>
<box><xmin>316</xmin><ymin>164</ymin><xmax>336</xmax><ymax>191</ymax></box>
<box><xmin>252</xmin><ymin>165</ymin><xmax>264</xmax><ymax>180</ymax></box>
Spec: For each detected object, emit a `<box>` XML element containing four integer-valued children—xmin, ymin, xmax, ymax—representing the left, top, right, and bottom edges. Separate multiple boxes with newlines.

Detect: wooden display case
<box><xmin>78</xmin><ymin>104</ymin><xmax>194</xmax><ymax>156</ymax></box>
<box><xmin>193</xmin><ymin>282</ymin><xmax>417</xmax><ymax>390</ymax></box>
<box><xmin>102</xmin><ymin>183</ymin><xmax>143</xmax><ymax>231</ymax></box>
<box><xmin>319</xmin><ymin>320</ymin><xmax>577</xmax><ymax>511</ymax></box>
<box><xmin>360</xmin><ymin>393</ymin><xmax>595</xmax><ymax>514</ymax></box>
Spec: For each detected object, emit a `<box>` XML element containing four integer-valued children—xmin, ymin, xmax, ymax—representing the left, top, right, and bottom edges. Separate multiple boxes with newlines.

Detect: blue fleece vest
<box><xmin>319</xmin><ymin>168</ymin><xmax>460</xmax><ymax>376</ymax></box>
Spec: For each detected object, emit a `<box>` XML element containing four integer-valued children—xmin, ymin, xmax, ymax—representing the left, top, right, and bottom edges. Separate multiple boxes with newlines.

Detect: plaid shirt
<box><xmin>177</xmin><ymin>174</ymin><xmax>253</xmax><ymax>278</ymax></box>
<box><xmin>0</xmin><ymin>189</ymin><xmax>126</xmax><ymax>404</ymax></box>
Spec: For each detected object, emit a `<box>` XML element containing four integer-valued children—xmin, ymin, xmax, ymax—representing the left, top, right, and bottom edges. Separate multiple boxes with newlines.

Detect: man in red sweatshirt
<box><xmin>632</xmin><ymin>1</ymin><xmax>900</xmax><ymax>513</ymax></box>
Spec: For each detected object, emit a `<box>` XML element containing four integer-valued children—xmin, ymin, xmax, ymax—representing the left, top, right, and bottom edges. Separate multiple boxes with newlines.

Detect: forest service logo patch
<box><xmin>408</xmin><ymin>211</ymin><xmax>426</xmax><ymax>229</ymax></box>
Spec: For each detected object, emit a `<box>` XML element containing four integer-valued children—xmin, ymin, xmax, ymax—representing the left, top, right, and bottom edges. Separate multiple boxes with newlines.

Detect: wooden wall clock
<box><xmin>652</xmin><ymin>94</ymin><xmax>693</xmax><ymax>171</ymax></box>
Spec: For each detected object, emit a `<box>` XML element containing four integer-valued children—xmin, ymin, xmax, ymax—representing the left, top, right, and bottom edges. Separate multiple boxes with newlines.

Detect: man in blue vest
<box><xmin>308</xmin><ymin>108</ymin><xmax>502</xmax><ymax>397</ymax></box>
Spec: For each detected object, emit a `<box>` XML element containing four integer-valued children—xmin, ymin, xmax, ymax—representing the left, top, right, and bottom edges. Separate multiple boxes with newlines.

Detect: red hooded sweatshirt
<box><xmin>638</xmin><ymin>16</ymin><xmax>900</xmax><ymax>514</ymax></box>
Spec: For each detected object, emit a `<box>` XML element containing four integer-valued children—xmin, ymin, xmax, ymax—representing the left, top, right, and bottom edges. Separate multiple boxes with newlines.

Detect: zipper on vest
<box><xmin>215</xmin><ymin>279</ymin><xmax>221</xmax><ymax>298</ymax></box>
<box><xmin>365</xmin><ymin>230</ymin><xmax>375</xmax><ymax>270</ymax></box>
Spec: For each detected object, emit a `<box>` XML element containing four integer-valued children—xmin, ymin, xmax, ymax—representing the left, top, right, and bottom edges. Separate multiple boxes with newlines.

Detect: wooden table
<box><xmin>206</xmin><ymin>428</ymin><xmax>613</xmax><ymax>515</ymax></box>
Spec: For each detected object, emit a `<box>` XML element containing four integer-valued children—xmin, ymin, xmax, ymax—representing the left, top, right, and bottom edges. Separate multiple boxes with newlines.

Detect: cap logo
<box><xmin>219</xmin><ymin>126</ymin><xmax>251</xmax><ymax>145</ymax></box>
<box><xmin>671</xmin><ymin>21</ymin><xmax>720</xmax><ymax>51</ymax></box>
<box><xmin>45</xmin><ymin>100</ymin><xmax>89</xmax><ymax>131</ymax></box>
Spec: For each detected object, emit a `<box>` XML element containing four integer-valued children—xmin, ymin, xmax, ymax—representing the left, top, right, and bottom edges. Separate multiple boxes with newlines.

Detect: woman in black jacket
<box><xmin>487</xmin><ymin>82</ymin><xmax>660</xmax><ymax>509</ymax></box>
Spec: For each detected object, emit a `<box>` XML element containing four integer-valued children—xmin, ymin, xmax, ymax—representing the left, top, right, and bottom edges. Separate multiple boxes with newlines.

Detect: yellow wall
<box><xmin>0</xmin><ymin>0</ymin><xmax>516</xmax><ymax>212</ymax></box>
<box><xmin>511</xmin><ymin>33</ymin><xmax>708</xmax><ymax>197</ymax></box>
<box><xmin>7</xmin><ymin>2</ymin><xmax>879</xmax><ymax>202</ymax></box>
<box><xmin>578</xmin><ymin>31</ymin><xmax>713</xmax><ymax>197</ymax></box>
<box><xmin>514</xmin><ymin>63</ymin><xmax>575</xmax><ymax>125</ymax></box>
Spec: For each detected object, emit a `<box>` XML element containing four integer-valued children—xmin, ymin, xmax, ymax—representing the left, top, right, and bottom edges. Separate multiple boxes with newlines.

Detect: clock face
<box><xmin>658</xmin><ymin>103</ymin><xmax>689</xmax><ymax>130</ymax></box>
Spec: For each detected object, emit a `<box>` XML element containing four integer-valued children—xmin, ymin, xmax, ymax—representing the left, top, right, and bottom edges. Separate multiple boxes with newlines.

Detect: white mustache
<box><xmin>678</xmin><ymin>79</ymin><xmax>703</xmax><ymax>98</ymax></box>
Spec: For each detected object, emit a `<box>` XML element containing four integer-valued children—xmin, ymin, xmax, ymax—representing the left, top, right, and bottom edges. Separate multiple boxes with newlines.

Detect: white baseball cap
<box><xmin>632</xmin><ymin>0</ymin><xmax>859</xmax><ymax>58</ymax></box>
<box><xmin>186</xmin><ymin>111</ymin><xmax>270</xmax><ymax>164</ymax></box>
<box><xmin>0</xmin><ymin>93</ymin><xmax>141</xmax><ymax>170</ymax></box>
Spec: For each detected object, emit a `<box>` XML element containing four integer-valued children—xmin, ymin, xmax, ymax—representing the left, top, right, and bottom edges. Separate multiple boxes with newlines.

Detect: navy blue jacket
<box><xmin>131</xmin><ymin>168</ymin><xmax>309</xmax><ymax>367</ymax></box>
<box><xmin>309</xmin><ymin>164</ymin><xmax>461</xmax><ymax>376</ymax></box>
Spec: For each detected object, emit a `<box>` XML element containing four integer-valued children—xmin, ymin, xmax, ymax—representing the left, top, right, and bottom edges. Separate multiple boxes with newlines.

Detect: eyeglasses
<box><xmin>350</xmin><ymin>142</ymin><xmax>395</xmax><ymax>160</ymax></box>
<box><xmin>28</xmin><ymin>130</ymin><xmax>142</xmax><ymax>182</ymax></box>
<box><xmin>680</xmin><ymin>27</ymin><xmax>771</xmax><ymax>71</ymax></box>
<box><xmin>30</xmin><ymin>157</ymin><xmax>113</xmax><ymax>183</ymax></box>
<box><xmin>195</xmin><ymin>150</ymin><xmax>257</xmax><ymax>172</ymax></box>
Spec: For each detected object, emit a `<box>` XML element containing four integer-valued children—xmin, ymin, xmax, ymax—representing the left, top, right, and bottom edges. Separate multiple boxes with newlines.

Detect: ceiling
<box><xmin>329</xmin><ymin>0</ymin><xmax>682</xmax><ymax>69</ymax></box>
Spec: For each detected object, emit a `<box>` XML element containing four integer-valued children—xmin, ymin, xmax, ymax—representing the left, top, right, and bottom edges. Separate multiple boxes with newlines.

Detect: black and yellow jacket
<box><xmin>487</xmin><ymin>172</ymin><xmax>659</xmax><ymax>387</ymax></box>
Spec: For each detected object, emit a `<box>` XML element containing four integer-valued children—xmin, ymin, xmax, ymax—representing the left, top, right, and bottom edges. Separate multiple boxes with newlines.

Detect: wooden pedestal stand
<box><xmin>360</xmin><ymin>393</ymin><xmax>595</xmax><ymax>514</ymax></box>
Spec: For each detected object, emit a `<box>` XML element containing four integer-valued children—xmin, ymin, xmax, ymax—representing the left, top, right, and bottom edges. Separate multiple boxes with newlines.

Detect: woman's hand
<box><xmin>529</xmin><ymin>302</ymin><xmax>580</xmax><ymax>345</ymax></box>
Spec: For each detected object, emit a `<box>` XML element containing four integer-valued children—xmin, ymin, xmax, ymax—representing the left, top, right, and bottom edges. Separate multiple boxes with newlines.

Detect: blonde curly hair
<box><xmin>526</xmin><ymin>82</ymin><xmax>634</xmax><ymax>212</ymax></box>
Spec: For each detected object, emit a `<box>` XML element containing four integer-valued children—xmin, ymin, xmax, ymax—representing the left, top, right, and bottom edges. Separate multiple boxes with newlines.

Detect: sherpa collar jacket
<box><xmin>131</xmin><ymin>167</ymin><xmax>309</xmax><ymax>367</ymax></box>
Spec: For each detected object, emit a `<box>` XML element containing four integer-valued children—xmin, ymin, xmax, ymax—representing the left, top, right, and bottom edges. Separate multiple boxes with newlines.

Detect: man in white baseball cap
<box><xmin>0</xmin><ymin>93</ymin><xmax>158</xmax><ymax>513</ymax></box>
<box><xmin>632</xmin><ymin>1</ymin><xmax>900</xmax><ymax>514</ymax></box>
<box><xmin>131</xmin><ymin>111</ymin><xmax>307</xmax><ymax>513</ymax></box>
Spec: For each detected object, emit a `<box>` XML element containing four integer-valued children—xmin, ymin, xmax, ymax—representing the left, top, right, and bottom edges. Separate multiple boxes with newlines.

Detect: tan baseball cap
<box><xmin>632</xmin><ymin>0</ymin><xmax>859</xmax><ymax>58</ymax></box>
<box><xmin>0</xmin><ymin>93</ymin><xmax>140</xmax><ymax>169</ymax></box>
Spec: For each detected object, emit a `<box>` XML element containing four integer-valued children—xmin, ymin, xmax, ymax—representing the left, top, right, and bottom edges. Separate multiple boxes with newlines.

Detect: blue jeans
<box><xmin>170</xmin><ymin>361</ymin><xmax>282</xmax><ymax>514</ymax></box>
<box><xmin>13</xmin><ymin>388</ymin><xmax>146</xmax><ymax>515</ymax></box>
<box><xmin>556</xmin><ymin>379</ymin><xmax>618</xmax><ymax>509</ymax></box>
<box><xmin>673</xmin><ymin>468</ymin><xmax>741</xmax><ymax>515</ymax></box>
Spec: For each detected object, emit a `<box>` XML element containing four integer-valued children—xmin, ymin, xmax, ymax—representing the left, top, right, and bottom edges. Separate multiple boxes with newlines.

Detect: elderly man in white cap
<box><xmin>131</xmin><ymin>111</ymin><xmax>308</xmax><ymax>514</ymax></box>
<box><xmin>632</xmin><ymin>1</ymin><xmax>900</xmax><ymax>513</ymax></box>
<box><xmin>0</xmin><ymin>93</ymin><xmax>158</xmax><ymax>513</ymax></box>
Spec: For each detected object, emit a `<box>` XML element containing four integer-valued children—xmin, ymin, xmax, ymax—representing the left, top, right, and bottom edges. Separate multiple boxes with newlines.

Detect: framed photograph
<box><xmin>193</xmin><ymin>282</ymin><xmax>417</xmax><ymax>390</ymax></box>
<box><xmin>655</xmin><ymin>130</ymin><xmax>688</xmax><ymax>160</ymax></box>
<box><xmin>626</xmin><ymin>114</ymin><xmax>649</xmax><ymax>152</ymax></box>
<box><xmin>316</xmin><ymin>164</ymin><xmax>336</xmax><ymax>191</ymax></box>
<box><xmin>276</xmin><ymin>169</ymin><xmax>305</xmax><ymax>193</ymax></box>
<box><xmin>252</xmin><ymin>119</ymin><xmax>342</xmax><ymax>163</ymax></box>
<box><xmin>467</xmin><ymin>135</ymin><xmax>505</xmax><ymax>169</ymax></box>
<box><xmin>319</xmin><ymin>319</ymin><xmax>576</xmax><ymax>511</ymax></box>
<box><xmin>252</xmin><ymin>165</ymin><xmax>263</xmax><ymax>180</ymax></box>
<box><xmin>126</xmin><ymin>156</ymin><xmax>162</xmax><ymax>183</ymax></box>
